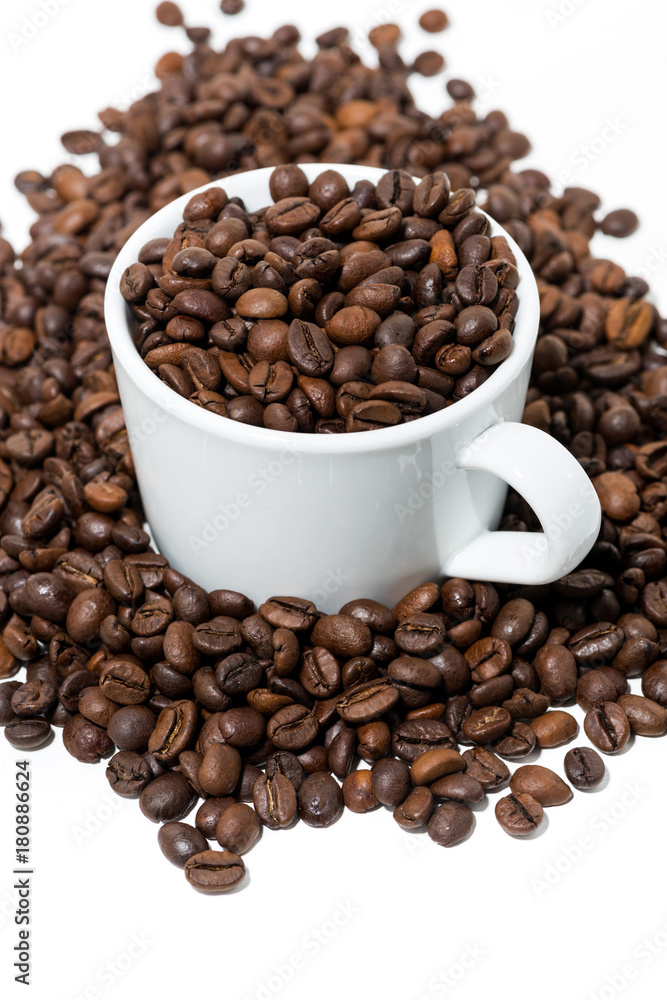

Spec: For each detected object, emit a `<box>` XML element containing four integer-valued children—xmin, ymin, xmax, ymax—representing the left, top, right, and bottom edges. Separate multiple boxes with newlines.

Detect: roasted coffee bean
<box><xmin>99</xmin><ymin>659</ymin><xmax>150</xmax><ymax>706</ymax></box>
<box><xmin>583</xmin><ymin>702</ymin><xmax>631</xmax><ymax>753</ymax></box>
<box><xmin>462</xmin><ymin>747</ymin><xmax>509</xmax><ymax>789</ymax></box>
<box><xmin>5</xmin><ymin>717</ymin><xmax>52</xmax><ymax>749</ymax></box>
<box><xmin>215</xmin><ymin>802</ymin><xmax>262</xmax><ymax>854</ymax></box>
<box><xmin>199</xmin><ymin>743</ymin><xmax>242</xmax><ymax>796</ymax></box>
<box><xmin>184</xmin><ymin>851</ymin><xmax>246</xmax><ymax>893</ymax></box>
<box><xmin>563</xmin><ymin>746</ymin><xmax>606</xmax><ymax>789</ymax></box>
<box><xmin>534</xmin><ymin>644</ymin><xmax>578</xmax><ymax>702</ymax></box>
<box><xmin>219</xmin><ymin>708</ymin><xmax>266</xmax><ymax>748</ymax></box>
<box><xmin>393</xmin><ymin>785</ymin><xmax>434</xmax><ymax>829</ymax></box>
<box><xmin>0</xmin><ymin>681</ymin><xmax>21</xmax><ymax>726</ymax></box>
<box><xmin>140</xmin><ymin>772</ymin><xmax>198</xmax><ymax>823</ymax></box>
<box><xmin>265</xmin><ymin>750</ymin><xmax>305</xmax><ymax>791</ymax></box>
<box><xmin>392</xmin><ymin>719</ymin><xmax>455</xmax><ymax>761</ymax></box>
<box><xmin>298</xmin><ymin>772</ymin><xmax>344</xmax><ymax>826</ymax></box>
<box><xmin>370</xmin><ymin>757</ymin><xmax>411</xmax><ymax>807</ymax></box>
<box><xmin>336</xmin><ymin>679</ymin><xmax>398</xmax><ymax>723</ymax></box>
<box><xmin>253</xmin><ymin>772</ymin><xmax>297</xmax><ymax>829</ymax></box>
<box><xmin>641</xmin><ymin>661</ymin><xmax>667</xmax><ymax>705</ymax></box>
<box><xmin>63</xmin><ymin>714</ymin><xmax>113</xmax><ymax>762</ymax></box>
<box><xmin>617</xmin><ymin>693</ymin><xmax>667</xmax><ymax>736</ymax></box>
<box><xmin>158</xmin><ymin>822</ymin><xmax>208</xmax><ymax>868</ymax></box>
<box><xmin>266</xmin><ymin>704</ymin><xmax>318</xmax><ymax>751</ymax></box>
<box><xmin>411</xmin><ymin>748</ymin><xmax>465</xmax><ymax>785</ymax></box>
<box><xmin>510</xmin><ymin>765</ymin><xmax>572</xmax><ymax>806</ymax></box>
<box><xmin>495</xmin><ymin>792</ymin><xmax>544</xmax><ymax>836</ymax></box>
<box><xmin>461</xmin><ymin>706</ymin><xmax>512</xmax><ymax>744</ymax></box>
<box><xmin>148</xmin><ymin>700</ymin><xmax>198</xmax><ymax>762</ymax></box>
<box><xmin>195</xmin><ymin>797</ymin><xmax>235</xmax><ymax>840</ymax></box>
<box><xmin>11</xmin><ymin>679</ymin><xmax>57</xmax><ymax>717</ymax></box>
<box><xmin>356</xmin><ymin>721</ymin><xmax>392</xmax><ymax>761</ymax></box>
<box><xmin>492</xmin><ymin>721</ymin><xmax>537</xmax><ymax>759</ymax></box>
<box><xmin>327</xmin><ymin>726</ymin><xmax>357</xmax><ymax>779</ymax></box>
<box><xmin>502</xmin><ymin>688</ymin><xmax>550</xmax><ymax>720</ymax></box>
<box><xmin>530</xmin><ymin>710</ymin><xmax>578</xmax><ymax>748</ymax></box>
<box><xmin>106</xmin><ymin>706</ymin><xmax>155</xmax><ymax>751</ymax></box>
<box><xmin>106</xmin><ymin>750</ymin><xmax>153</xmax><ymax>797</ymax></box>
<box><xmin>427</xmin><ymin>801</ymin><xmax>474</xmax><ymax>846</ymax></box>
<box><xmin>342</xmin><ymin>769</ymin><xmax>379</xmax><ymax>812</ymax></box>
<box><xmin>430</xmin><ymin>772</ymin><xmax>484</xmax><ymax>804</ymax></box>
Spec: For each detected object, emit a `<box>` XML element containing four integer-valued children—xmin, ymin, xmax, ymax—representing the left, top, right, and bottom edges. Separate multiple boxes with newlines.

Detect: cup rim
<box><xmin>104</xmin><ymin>163</ymin><xmax>541</xmax><ymax>455</ymax></box>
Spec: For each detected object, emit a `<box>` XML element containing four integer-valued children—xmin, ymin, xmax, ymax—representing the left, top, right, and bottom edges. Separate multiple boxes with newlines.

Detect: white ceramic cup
<box><xmin>105</xmin><ymin>164</ymin><xmax>601</xmax><ymax>613</ymax></box>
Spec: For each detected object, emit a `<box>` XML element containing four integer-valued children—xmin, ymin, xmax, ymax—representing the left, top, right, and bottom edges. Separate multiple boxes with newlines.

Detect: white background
<box><xmin>1</xmin><ymin>1</ymin><xmax>667</xmax><ymax>999</ymax></box>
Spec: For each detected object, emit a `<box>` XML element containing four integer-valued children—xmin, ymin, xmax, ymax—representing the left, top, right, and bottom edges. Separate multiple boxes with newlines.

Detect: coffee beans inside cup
<box><xmin>120</xmin><ymin>168</ymin><xmax>521</xmax><ymax>434</ymax></box>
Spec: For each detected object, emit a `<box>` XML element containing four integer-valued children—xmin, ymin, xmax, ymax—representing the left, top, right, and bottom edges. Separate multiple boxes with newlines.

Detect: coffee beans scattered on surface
<box><xmin>0</xmin><ymin>2</ymin><xmax>663</xmax><ymax>892</ymax></box>
<box><xmin>121</xmin><ymin>167</ymin><xmax>520</xmax><ymax>434</ymax></box>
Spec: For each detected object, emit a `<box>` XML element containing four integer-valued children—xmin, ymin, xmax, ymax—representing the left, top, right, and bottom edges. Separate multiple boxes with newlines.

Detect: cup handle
<box><xmin>442</xmin><ymin>421</ymin><xmax>601</xmax><ymax>585</ymax></box>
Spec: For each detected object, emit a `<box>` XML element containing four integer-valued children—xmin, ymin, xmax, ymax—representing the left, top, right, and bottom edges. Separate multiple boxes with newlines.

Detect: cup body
<box><xmin>106</xmin><ymin>165</ymin><xmax>540</xmax><ymax>613</ymax></box>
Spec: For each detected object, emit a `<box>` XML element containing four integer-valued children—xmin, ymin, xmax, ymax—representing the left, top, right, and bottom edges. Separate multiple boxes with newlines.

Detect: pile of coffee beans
<box><xmin>0</xmin><ymin>3</ymin><xmax>665</xmax><ymax>891</ymax></box>
<box><xmin>121</xmin><ymin>167</ymin><xmax>520</xmax><ymax>433</ymax></box>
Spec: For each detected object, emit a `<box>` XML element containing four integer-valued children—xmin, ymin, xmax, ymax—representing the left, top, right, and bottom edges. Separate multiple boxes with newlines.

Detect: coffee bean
<box><xmin>5</xmin><ymin>717</ymin><xmax>52</xmax><ymax>749</ymax></box>
<box><xmin>106</xmin><ymin>706</ymin><xmax>156</xmax><ymax>751</ymax></box>
<box><xmin>158</xmin><ymin>822</ymin><xmax>208</xmax><ymax>867</ymax></box>
<box><xmin>530</xmin><ymin>710</ymin><xmax>578</xmax><ymax>748</ymax></box>
<box><xmin>215</xmin><ymin>802</ymin><xmax>262</xmax><ymax>853</ymax></box>
<box><xmin>583</xmin><ymin>702</ymin><xmax>631</xmax><ymax>753</ymax></box>
<box><xmin>461</xmin><ymin>706</ymin><xmax>512</xmax><ymax>744</ymax></box>
<box><xmin>563</xmin><ymin>747</ymin><xmax>606</xmax><ymax>790</ymax></box>
<box><xmin>510</xmin><ymin>764</ymin><xmax>572</xmax><ymax>806</ymax></box>
<box><xmin>492</xmin><ymin>721</ymin><xmax>537</xmax><ymax>759</ymax></box>
<box><xmin>253</xmin><ymin>772</ymin><xmax>297</xmax><ymax>829</ymax></box>
<box><xmin>337</xmin><ymin>679</ymin><xmax>399</xmax><ymax>723</ymax></box>
<box><xmin>219</xmin><ymin>707</ymin><xmax>266</xmax><ymax>747</ymax></box>
<box><xmin>495</xmin><ymin>792</ymin><xmax>543</xmax><ymax>836</ymax></box>
<box><xmin>392</xmin><ymin>719</ymin><xmax>455</xmax><ymax>762</ymax></box>
<box><xmin>462</xmin><ymin>747</ymin><xmax>509</xmax><ymax>789</ymax></box>
<box><xmin>342</xmin><ymin>769</ymin><xmax>379</xmax><ymax>812</ymax></box>
<box><xmin>298</xmin><ymin>772</ymin><xmax>343</xmax><ymax>826</ymax></box>
<box><xmin>106</xmin><ymin>751</ymin><xmax>153</xmax><ymax>797</ymax></box>
<box><xmin>430</xmin><ymin>772</ymin><xmax>484</xmax><ymax>804</ymax></box>
<box><xmin>148</xmin><ymin>700</ymin><xmax>198</xmax><ymax>762</ymax></box>
<box><xmin>266</xmin><ymin>704</ymin><xmax>318</xmax><ymax>751</ymax></box>
<box><xmin>140</xmin><ymin>772</ymin><xmax>197</xmax><ymax>823</ymax></box>
<box><xmin>617</xmin><ymin>693</ymin><xmax>667</xmax><ymax>736</ymax></box>
<box><xmin>427</xmin><ymin>801</ymin><xmax>473</xmax><ymax>846</ymax></box>
<box><xmin>534</xmin><ymin>644</ymin><xmax>578</xmax><ymax>701</ymax></box>
<box><xmin>63</xmin><ymin>714</ymin><xmax>113</xmax><ymax>762</ymax></box>
<box><xmin>411</xmin><ymin>748</ymin><xmax>465</xmax><ymax>785</ymax></box>
<box><xmin>370</xmin><ymin>758</ymin><xmax>411</xmax><ymax>807</ymax></box>
<box><xmin>184</xmin><ymin>850</ymin><xmax>246</xmax><ymax>893</ymax></box>
<box><xmin>199</xmin><ymin>743</ymin><xmax>242</xmax><ymax>796</ymax></box>
<box><xmin>195</xmin><ymin>797</ymin><xmax>235</xmax><ymax>840</ymax></box>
